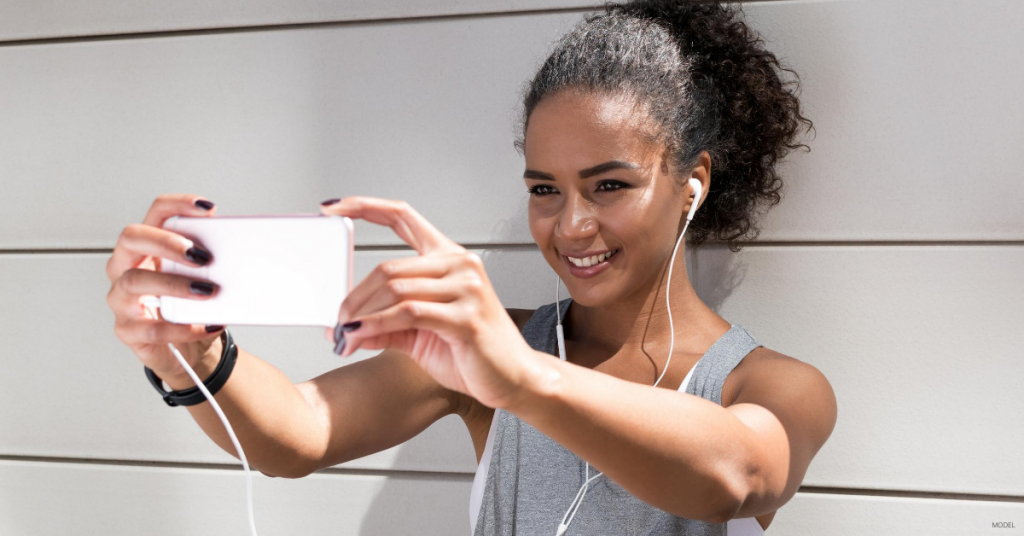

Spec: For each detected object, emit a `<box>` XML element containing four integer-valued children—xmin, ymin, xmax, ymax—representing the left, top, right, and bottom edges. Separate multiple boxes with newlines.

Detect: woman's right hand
<box><xmin>106</xmin><ymin>194</ymin><xmax>225</xmax><ymax>384</ymax></box>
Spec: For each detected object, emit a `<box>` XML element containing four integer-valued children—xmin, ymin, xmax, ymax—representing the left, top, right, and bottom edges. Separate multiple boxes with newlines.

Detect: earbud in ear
<box><xmin>686</xmin><ymin>178</ymin><xmax>703</xmax><ymax>222</ymax></box>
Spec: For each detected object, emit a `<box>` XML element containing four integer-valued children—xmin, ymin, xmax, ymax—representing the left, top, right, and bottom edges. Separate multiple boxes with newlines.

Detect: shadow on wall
<box><xmin>692</xmin><ymin>244</ymin><xmax>749</xmax><ymax>314</ymax></box>
<box><xmin>357</xmin><ymin>442</ymin><xmax>475</xmax><ymax>536</ymax></box>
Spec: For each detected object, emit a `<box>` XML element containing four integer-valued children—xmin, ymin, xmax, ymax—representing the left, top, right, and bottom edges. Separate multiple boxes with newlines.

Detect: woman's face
<box><xmin>523</xmin><ymin>90</ymin><xmax>696</xmax><ymax>307</ymax></box>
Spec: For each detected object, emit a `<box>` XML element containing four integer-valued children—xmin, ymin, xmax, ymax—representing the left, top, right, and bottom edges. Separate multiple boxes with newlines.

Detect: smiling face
<box><xmin>524</xmin><ymin>89</ymin><xmax>702</xmax><ymax>307</ymax></box>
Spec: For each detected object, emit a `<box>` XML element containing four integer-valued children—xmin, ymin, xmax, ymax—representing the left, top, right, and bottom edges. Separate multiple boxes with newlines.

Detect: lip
<box><xmin>561</xmin><ymin>248</ymin><xmax>620</xmax><ymax>279</ymax></box>
<box><xmin>560</xmin><ymin>248</ymin><xmax>615</xmax><ymax>257</ymax></box>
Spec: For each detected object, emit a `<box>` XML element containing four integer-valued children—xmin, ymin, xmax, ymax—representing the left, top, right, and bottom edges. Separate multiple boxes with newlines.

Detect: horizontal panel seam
<box><xmin>714</xmin><ymin>240</ymin><xmax>1024</xmax><ymax>247</ymax></box>
<box><xmin>798</xmin><ymin>485</ymin><xmax>1024</xmax><ymax>504</ymax></box>
<box><xmin>0</xmin><ymin>454</ymin><xmax>474</xmax><ymax>480</ymax></box>
<box><xmin>2</xmin><ymin>455</ymin><xmax>1021</xmax><ymax>503</ymax></box>
<box><xmin>0</xmin><ymin>244</ymin><xmax>540</xmax><ymax>254</ymax></box>
<box><xmin>3</xmin><ymin>240</ymin><xmax>1024</xmax><ymax>256</ymax></box>
<box><xmin>0</xmin><ymin>6</ymin><xmax>599</xmax><ymax>48</ymax></box>
<box><xmin>0</xmin><ymin>0</ymin><xmax>789</xmax><ymax>47</ymax></box>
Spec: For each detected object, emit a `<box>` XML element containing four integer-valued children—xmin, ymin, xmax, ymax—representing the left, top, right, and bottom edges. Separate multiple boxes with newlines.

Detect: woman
<box><xmin>105</xmin><ymin>0</ymin><xmax>836</xmax><ymax>534</ymax></box>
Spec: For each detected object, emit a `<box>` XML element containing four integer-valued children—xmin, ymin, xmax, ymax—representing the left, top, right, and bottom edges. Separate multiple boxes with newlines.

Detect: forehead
<box><xmin>524</xmin><ymin>90</ymin><xmax>662</xmax><ymax>170</ymax></box>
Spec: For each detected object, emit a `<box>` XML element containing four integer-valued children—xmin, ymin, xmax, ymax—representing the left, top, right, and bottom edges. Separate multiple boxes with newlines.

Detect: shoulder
<box><xmin>727</xmin><ymin>346</ymin><xmax>834</xmax><ymax>407</ymax></box>
<box><xmin>726</xmin><ymin>345</ymin><xmax>838</xmax><ymax>449</ymax></box>
<box><xmin>722</xmin><ymin>346</ymin><xmax>837</xmax><ymax>520</ymax></box>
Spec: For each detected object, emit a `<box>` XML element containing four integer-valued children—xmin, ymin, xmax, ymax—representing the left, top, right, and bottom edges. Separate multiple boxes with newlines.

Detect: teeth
<box><xmin>567</xmin><ymin>249</ymin><xmax>617</xmax><ymax>268</ymax></box>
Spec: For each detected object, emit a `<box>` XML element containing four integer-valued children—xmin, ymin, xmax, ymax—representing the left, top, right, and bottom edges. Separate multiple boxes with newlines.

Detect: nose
<box><xmin>555</xmin><ymin>191</ymin><xmax>597</xmax><ymax>243</ymax></box>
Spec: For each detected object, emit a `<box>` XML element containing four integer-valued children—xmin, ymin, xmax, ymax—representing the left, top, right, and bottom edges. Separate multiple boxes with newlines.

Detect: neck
<box><xmin>562</xmin><ymin>246</ymin><xmax>727</xmax><ymax>365</ymax></box>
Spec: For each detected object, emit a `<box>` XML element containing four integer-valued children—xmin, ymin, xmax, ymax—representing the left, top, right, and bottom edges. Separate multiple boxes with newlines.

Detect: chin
<box><xmin>559</xmin><ymin>279</ymin><xmax>626</xmax><ymax>308</ymax></box>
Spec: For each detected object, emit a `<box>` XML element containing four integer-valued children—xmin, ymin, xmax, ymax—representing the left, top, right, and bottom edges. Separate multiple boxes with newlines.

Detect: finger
<box><xmin>338</xmin><ymin>254</ymin><xmax>461</xmax><ymax>324</ymax></box>
<box><xmin>347</xmin><ymin>276</ymin><xmax>465</xmax><ymax>324</ymax></box>
<box><xmin>108</xmin><ymin>193</ymin><xmax>216</xmax><ymax>284</ymax></box>
<box><xmin>142</xmin><ymin>193</ymin><xmax>217</xmax><ymax>228</ymax></box>
<box><xmin>107</xmin><ymin>223</ymin><xmax>214</xmax><ymax>283</ymax></box>
<box><xmin>342</xmin><ymin>300</ymin><xmax>468</xmax><ymax>351</ymax></box>
<box><xmin>341</xmin><ymin>338</ymin><xmax>363</xmax><ymax>359</ymax></box>
<box><xmin>115</xmin><ymin>316</ymin><xmax>224</xmax><ymax>347</ymax></box>
<box><xmin>342</xmin><ymin>330</ymin><xmax>411</xmax><ymax>359</ymax></box>
<box><xmin>320</xmin><ymin>197</ymin><xmax>463</xmax><ymax>255</ymax></box>
<box><xmin>108</xmin><ymin>268</ymin><xmax>219</xmax><ymax>319</ymax></box>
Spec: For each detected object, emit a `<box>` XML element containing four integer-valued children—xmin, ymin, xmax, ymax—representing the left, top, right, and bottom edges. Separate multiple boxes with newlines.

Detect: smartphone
<box><xmin>157</xmin><ymin>214</ymin><xmax>354</xmax><ymax>327</ymax></box>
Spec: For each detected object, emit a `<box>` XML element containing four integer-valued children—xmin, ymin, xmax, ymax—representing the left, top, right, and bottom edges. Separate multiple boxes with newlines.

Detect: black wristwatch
<box><xmin>145</xmin><ymin>329</ymin><xmax>238</xmax><ymax>407</ymax></box>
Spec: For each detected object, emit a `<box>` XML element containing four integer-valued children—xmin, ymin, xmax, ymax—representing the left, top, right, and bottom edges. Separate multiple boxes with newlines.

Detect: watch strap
<box><xmin>145</xmin><ymin>329</ymin><xmax>238</xmax><ymax>407</ymax></box>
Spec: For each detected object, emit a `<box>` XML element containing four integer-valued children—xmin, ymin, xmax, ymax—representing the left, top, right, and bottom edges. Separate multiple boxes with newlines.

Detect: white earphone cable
<box><xmin>553</xmin><ymin>213</ymin><xmax>693</xmax><ymax>536</ymax></box>
<box><xmin>656</xmin><ymin>216</ymin><xmax>691</xmax><ymax>390</ymax></box>
<box><xmin>143</xmin><ymin>303</ymin><xmax>259</xmax><ymax>536</ymax></box>
<box><xmin>556</xmin><ymin>462</ymin><xmax>605</xmax><ymax>536</ymax></box>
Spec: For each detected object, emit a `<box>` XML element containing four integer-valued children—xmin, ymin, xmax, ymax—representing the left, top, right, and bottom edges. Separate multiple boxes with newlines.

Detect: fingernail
<box><xmin>321</xmin><ymin>198</ymin><xmax>341</xmax><ymax>206</ymax></box>
<box><xmin>194</xmin><ymin>199</ymin><xmax>215</xmax><ymax>210</ymax></box>
<box><xmin>205</xmin><ymin>325</ymin><xmax>224</xmax><ymax>333</ymax></box>
<box><xmin>333</xmin><ymin>334</ymin><xmax>346</xmax><ymax>355</ymax></box>
<box><xmin>190</xmin><ymin>281</ymin><xmax>215</xmax><ymax>295</ymax></box>
<box><xmin>342</xmin><ymin>320</ymin><xmax>361</xmax><ymax>332</ymax></box>
<box><xmin>185</xmin><ymin>246</ymin><xmax>211</xmax><ymax>266</ymax></box>
<box><xmin>334</xmin><ymin>322</ymin><xmax>344</xmax><ymax>344</ymax></box>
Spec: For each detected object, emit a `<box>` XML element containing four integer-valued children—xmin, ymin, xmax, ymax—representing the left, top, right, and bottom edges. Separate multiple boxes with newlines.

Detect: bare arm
<box><xmin>171</xmin><ymin>308</ymin><xmax>539</xmax><ymax>477</ymax></box>
<box><xmin>506</xmin><ymin>349</ymin><xmax>837</xmax><ymax>523</ymax></box>
<box><xmin>166</xmin><ymin>343</ymin><xmax>456</xmax><ymax>478</ymax></box>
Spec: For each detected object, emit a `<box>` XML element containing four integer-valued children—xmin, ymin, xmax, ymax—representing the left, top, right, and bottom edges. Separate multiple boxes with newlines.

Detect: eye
<box><xmin>596</xmin><ymin>180</ymin><xmax>627</xmax><ymax>192</ymax></box>
<box><xmin>527</xmin><ymin>184</ymin><xmax>557</xmax><ymax>196</ymax></box>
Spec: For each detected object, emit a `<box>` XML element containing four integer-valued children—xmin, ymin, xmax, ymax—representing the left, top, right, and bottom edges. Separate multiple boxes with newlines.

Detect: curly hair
<box><xmin>514</xmin><ymin>0</ymin><xmax>815</xmax><ymax>252</ymax></box>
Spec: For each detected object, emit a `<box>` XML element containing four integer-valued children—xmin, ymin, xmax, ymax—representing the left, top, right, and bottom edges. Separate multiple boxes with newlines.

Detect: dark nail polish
<box><xmin>321</xmin><ymin>198</ymin><xmax>341</xmax><ymax>206</ymax></box>
<box><xmin>185</xmin><ymin>246</ymin><xmax>211</xmax><ymax>266</ymax></box>
<box><xmin>194</xmin><ymin>199</ymin><xmax>215</xmax><ymax>210</ymax></box>
<box><xmin>342</xmin><ymin>320</ymin><xmax>361</xmax><ymax>332</ymax></box>
<box><xmin>205</xmin><ymin>325</ymin><xmax>224</xmax><ymax>333</ymax></box>
<box><xmin>333</xmin><ymin>334</ymin><xmax>346</xmax><ymax>355</ymax></box>
<box><xmin>190</xmin><ymin>281</ymin><xmax>215</xmax><ymax>295</ymax></box>
<box><xmin>334</xmin><ymin>322</ymin><xmax>345</xmax><ymax>344</ymax></box>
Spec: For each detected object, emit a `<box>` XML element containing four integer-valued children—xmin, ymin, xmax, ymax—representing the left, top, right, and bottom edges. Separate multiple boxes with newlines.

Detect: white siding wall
<box><xmin>1</xmin><ymin>0</ymin><xmax>1021</xmax><ymax>534</ymax></box>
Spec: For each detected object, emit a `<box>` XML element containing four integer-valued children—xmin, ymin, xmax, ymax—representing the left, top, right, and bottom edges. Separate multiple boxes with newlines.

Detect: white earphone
<box><xmin>553</xmin><ymin>177</ymin><xmax>702</xmax><ymax>536</ymax></box>
<box><xmin>141</xmin><ymin>300</ymin><xmax>259</xmax><ymax>536</ymax></box>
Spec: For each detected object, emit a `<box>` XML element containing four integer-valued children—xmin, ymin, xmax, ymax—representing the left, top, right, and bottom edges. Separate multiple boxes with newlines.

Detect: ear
<box><xmin>691</xmin><ymin>150</ymin><xmax>712</xmax><ymax>207</ymax></box>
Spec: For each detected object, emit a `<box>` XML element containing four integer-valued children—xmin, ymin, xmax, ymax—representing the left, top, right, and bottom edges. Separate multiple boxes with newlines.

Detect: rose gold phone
<box><xmin>157</xmin><ymin>214</ymin><xmax>354</xmax><ymax>327</ymax></box>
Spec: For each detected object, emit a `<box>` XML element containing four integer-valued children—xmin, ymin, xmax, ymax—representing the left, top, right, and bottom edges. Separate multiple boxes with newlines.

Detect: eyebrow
<box><xmin>523</xmin><ymin>160</ymin><xmax>641</xmax><ymax>181</ymax></box>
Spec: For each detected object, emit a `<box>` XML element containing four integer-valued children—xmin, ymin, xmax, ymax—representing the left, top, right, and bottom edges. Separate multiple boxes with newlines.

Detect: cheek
<box><xmin>528</xmin><ymin>204</ymin><xmax>573</xmax><ymax>275</ymax></box>
<box><xmin>604</xmin><ymin>202</ymin><xmax>675</xmax><ymax>266</ymax></box>
<box><xmin>600</xmin><ymin>200</ymin><xmax>656</xmax><ymax>246</ymax></box>
<box><xmin>528</xmin><ymin>208</ymin><xmax>555</xmax><ymax>251</ymax></box>
<box><xmin>527</xmin><ymin>206</ymin><xmax>542</xmax><ymax>243</ymax></box>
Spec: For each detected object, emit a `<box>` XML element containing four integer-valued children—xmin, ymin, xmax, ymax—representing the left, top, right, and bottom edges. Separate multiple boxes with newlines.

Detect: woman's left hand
<box><xmin>320</xmin><ymin>196</ymin><xmax>543</xmax><ymax>409</ymax></box>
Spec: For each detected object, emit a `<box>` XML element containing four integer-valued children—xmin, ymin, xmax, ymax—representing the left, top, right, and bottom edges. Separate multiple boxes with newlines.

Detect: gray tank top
<box><xmin>473</xmin><ymin>297</ymin><xmax>763</xmax><ymax>535</ymax></box>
